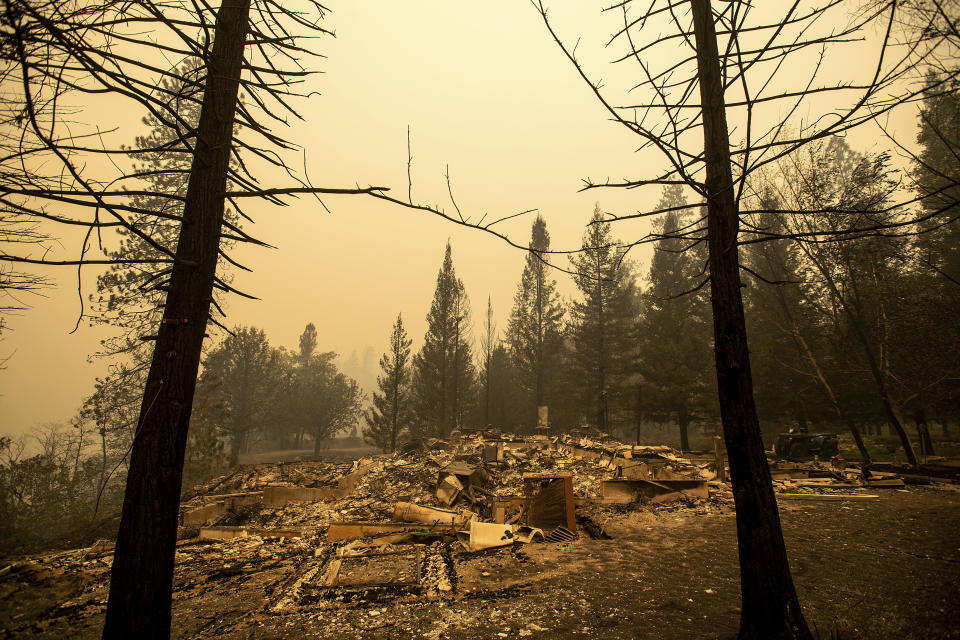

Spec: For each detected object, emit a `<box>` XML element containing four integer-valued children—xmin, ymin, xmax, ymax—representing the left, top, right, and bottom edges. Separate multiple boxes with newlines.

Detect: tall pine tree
<box><xmin>480</xmin><ymin>296</ymin><xmax>496</xmax><ymax>425</ymax></box>
<box><xmin>569</xmin><ymin>205</ymin><xmax>640</xmax><ymax>431</ymax></box>
<box><xmin>364</xmin><ymin>314</ymin><xmax>413</xmax><ymax>452</ymax></box>
<box><xmin>86</xmin><ymin>64</ymin><xmax>239</xmax><ymax>468</ymax></box>
<box><xmin>506</xmin><ymin>215</ymin><xmax>566</xmax><ymax>430</ymax></box>
<box><xmin>488</xmin><ymin>343</ymin><xmax>525</xmax><ymax>430</ymax></box>
<box><xmin>636</xmin><ymin>186</ymin><xmax>714</xmax><ymax>451</ymax></box>
<box><xmin>914</xmin><ymin>73</ymin><xmax>960</xmax><ymax>282</ymax></box>
<box><xmin>411</xmin><ymin>242</ymin><xmax>476</xmax><ymax>437</ymax></box>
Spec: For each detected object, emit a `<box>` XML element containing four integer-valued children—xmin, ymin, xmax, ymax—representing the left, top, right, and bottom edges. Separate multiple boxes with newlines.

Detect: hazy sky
<box><xmin>0</xmin><ymin>1</ymin><xmax>921</xmax><ymax>440</ymax></box>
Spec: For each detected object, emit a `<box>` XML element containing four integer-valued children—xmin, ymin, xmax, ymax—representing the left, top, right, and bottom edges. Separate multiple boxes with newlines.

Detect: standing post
<box><xmin>713</xmin><ymin>435</ymin><xmax>726</xmax><ymax>482</ymax></box>
<box><xmin>636</xmin><ymin>384</ymin><xmax>643</xmax><ymax>445</ymax></box>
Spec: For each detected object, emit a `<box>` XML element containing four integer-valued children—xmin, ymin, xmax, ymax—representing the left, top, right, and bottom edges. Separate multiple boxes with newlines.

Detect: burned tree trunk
<box><xmin>846</xmin><ymin>416</ymin><xmax>872</xmax><ymax>467</ymax></box>
<box><xmin>691</xmin><ymin>1</ymin><xmax>812</xmax><ymax>639</ymax></box>
<box><xmin>793</xmin><ymin>326</ymin><xmax>873</xmax><ymax>465</ymax></box>
<box><xmin>916</xmin><ymin>403</ymin><xmax>935</xmax><ymax>457</ymax></box>
<box><xmin>101</xmin><ymin>2</ymin><xmax>251</xmax><ymax>638</ymax></box>
<box><xmin>678</xmin><ymin>403</ymin><xmax>691</xmax><ymax>453</ymax></box>
<box><xmin>635</xmin><ymin>384</ymin><xmax>643</xmax><ymax>445</ymax></box>
<box><xmin>596</xmin><ymin>251</ymin><xmax>606</xmax><ymax>431</ymax></box>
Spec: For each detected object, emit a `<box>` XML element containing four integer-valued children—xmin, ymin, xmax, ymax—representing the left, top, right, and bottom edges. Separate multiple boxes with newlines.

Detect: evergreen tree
<box><xmin>480</xmin><ymin>296</ymin><xmax>496</xmax><ymax>424</ymax></box>
<box><xmin>742</xmin><ymin>198</ymin><xmax>823</xmax><ymax>433</ymax></box>
<box><xmin>487</xmin><ymin>343</ymin><xmax>525</xmax><ymax>430</ymax></box>
<box><xmin>198</xmin><ymin>327</ymin><xmax>283</xmax><ymax>464</ymax></box>
<box><xmin>302</xmin><ymin>364</ymin><xmax>363</xmax><ymax>456</ymax></box>
<box><xmin>364</xmin><ymin>314</ymin><xmax>413</xmax><ymax>452</ymax></box>
<box><xmin>299</xmin><ymin>323</ymin><xmax>318</xmax><ymax>363</ymax></box>
<box><xmin>274</xmin><ymin>323</ymin><xmax>322</xmax><ymax>449</ymax></box>
<box><xmin>86</xmin><ymin>64</ymin><xmax>238</xmax><ymax>472</ymax></box>
<box><xmin>636</xmin><ymin>186</ymin><xmax>714</xmax><ymax>451</ymax></box>
<box><xmin>569</xmin><ymin>205</ymin><xmax>640</xmax><ymax>431</ymax></box>
<box><xmin>411</xmin><ymin>242</ymin><xmax>476</xmax><ymax>438</ymax></box>
<box><xmin>506</xmin><ymin>215</ymin><xmax>566</xmax><ymax>430</ymax></box>
<box><xmin>914</xmin><ymin>73</ymin><xmax>960</xmax><ymax>282</ymax></box>
<box><xmin>906</xmin><ymin>72</ymin><xmax>960</xmax><ymax>434</ymax></box>
<box><xmin>272</xmin><ymin>327</ymin><xmax>364</xmax><ymax>455</ymax></box>
<box><xmin>765</xmin><ymin>137</ymin><xmax>920</xmax><ymax>463</ymax></box>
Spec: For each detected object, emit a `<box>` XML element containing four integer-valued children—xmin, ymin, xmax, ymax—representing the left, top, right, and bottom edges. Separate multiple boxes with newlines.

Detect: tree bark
<box><xmin>691</xmin><ymin>2</ymin><xmax>812</xmax><ymax>638</ymax></box>
<box><xmin>101</xmin><ymin>2</ymin><xmax>250</xmax><ymax>638</ymax></box>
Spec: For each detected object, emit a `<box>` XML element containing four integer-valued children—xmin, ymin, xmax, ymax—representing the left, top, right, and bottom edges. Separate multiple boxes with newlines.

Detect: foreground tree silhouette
<box><xmin>691</xmin><ymin>6</ymin><xmax>811</xmax><ymax>634</ymax></box>
<box><xmin>2</xmin><ymin>1</ymin><xmax>381</xmax><ymax>636</ymax></box>
<box><xmin>102</xmin><ymin>3</ymin><xmax>252</xmax><ymax>636</ymax></box>
<box><xmin>3</xmin><ymin>1</ymin><xmax>549</xmax><ymax>635</ymax></box>
<box><xmin>534</xmin><ymin>0</ymin><xmax>933</xmax><ymax>636</ymax></box>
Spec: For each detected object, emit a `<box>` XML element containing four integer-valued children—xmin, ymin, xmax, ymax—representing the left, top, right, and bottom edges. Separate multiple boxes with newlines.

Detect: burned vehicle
<box><xmin>774</xmin><ymin>432</ymin><xmax>840</xmax><ymax>461</ymax></box>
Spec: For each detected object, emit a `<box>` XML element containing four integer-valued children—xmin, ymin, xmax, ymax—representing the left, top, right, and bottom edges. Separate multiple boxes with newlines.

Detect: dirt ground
<box><xmin>3</xmin><ymin>486</ymin><xmax>959</xmax><ymax>640</ymax></box>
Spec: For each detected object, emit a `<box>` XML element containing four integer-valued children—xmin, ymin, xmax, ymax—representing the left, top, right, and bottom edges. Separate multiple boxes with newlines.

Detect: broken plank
<box><xmin>323</xmin><ymin>556</ymin><xmax>343</xmax><ymax>587</ymax></box>
<box><xmin>198</xmin><ymin>526</ymin><xmax>302</xmax><ymax>541</ymax></box>
<box><xmin>326</xmin><ymin>521</ymin><xmax>457</xmax><ymax>542</ymax></box>
<box><xmin>262</xmin><ymin>485</ymin><xmax>343</xmax><ymax>507</ymax></box>
<box><xmin>865</xmin><ymin>478</ymin><xmax>906</xmax><ymax>488</ymax></box>
<box><xmin>793</xmin><ymin>481</ymin><xmax>859</xmax><ymax>489</ymax></box>
<box><xmin>183</xmin><ymin>502</ymin><xmax>229</xmax><ymax>526</ymax></box>
<box><xmin>777</xmin><ymin>493</ymin><xmax>879</xmax><ymax>501</ymax></box>
<box><xmin>601</xmin><ymin>478</ymin><xmax>708</xmax><ymax>504</ymax></box>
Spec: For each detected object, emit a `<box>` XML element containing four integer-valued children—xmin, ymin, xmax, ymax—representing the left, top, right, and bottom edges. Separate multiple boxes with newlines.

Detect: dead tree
<box><xmin>1</xmin><ymin>1</ymin><xmax>376</xmax><ymax>636</ymax></box>
<box><xmin>2</xmin><ymin>2</ymin><xmax>548</xmax><ymax>636</ymax></box>
<box><xmin>101</xmin><ymin>2</ymin><xmax>251</xmax><ymax>635</ymax></box>
<box><xmin>533</xmin><ymin>0</ymin><xmax>935</xmax><ymax>637</ymax></box>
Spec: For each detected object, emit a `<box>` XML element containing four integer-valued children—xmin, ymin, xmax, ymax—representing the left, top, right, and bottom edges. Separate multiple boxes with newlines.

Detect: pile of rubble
<box><xmin>179</xmin><ymin>430</ymin><xmax>720</xmax><ymax>542</ymax></box>
<box><xmin>170</xmin><ymin>430</ymin><xmax>727</xmax><ymax>605</ymax></box>
<box><xmin>3</xmin><ymin>429</ymin><xmax>954</xmax><ymax>638</ymax></box>
<box><xmin>180</xmin><ymin>431</ymin><xmax>921</xmax><ymax>548</ymax></box>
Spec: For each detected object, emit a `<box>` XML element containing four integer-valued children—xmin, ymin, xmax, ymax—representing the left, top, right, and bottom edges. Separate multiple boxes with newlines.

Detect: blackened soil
<box><xmin>3</xmin><ymin>488</ymin><xmax>959</xmax><ymax>640</ymax></box>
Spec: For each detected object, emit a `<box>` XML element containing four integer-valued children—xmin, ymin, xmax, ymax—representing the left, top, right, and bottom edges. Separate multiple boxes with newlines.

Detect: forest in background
<box><xmin>3</xmin><ymin>117</ymin><xmax>958</xmax><ymax>555</ymax></box>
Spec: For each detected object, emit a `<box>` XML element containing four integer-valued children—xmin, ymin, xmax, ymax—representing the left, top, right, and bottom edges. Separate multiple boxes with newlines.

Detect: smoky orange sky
<box><xmin>0</xmin><ymin>1</ymin><xmax>922</xmax><ymax>440</ymax></box>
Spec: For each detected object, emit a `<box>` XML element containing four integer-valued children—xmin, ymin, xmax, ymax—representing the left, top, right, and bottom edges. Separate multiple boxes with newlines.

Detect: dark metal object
<box><xmin>774</xmin><ymin>433</ymin><xmax>840</xmax><ymax>461</ymax></box>
<box><xmin>544</xmin><ymin>526</ymin><xmax>577</xmax><ymax>543</ymax></box>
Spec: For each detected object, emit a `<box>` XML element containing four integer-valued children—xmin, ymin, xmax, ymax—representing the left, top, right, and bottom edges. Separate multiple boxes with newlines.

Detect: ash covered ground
<box><xmin>3</xmin><ymin>431</ymin><xmax>959</xmax><ymax>639</ymax></box>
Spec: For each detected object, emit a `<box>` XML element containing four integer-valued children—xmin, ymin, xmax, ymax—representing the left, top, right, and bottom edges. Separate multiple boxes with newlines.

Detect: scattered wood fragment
<box><xmin>777</xmin><ymin>493</ymin><xmax>879</xmax><ymax>501</ymax></box>
<box><xmin>865</xmin><ymin>478</ymin><xmax>906</xmax><ymax>488</ymax></box>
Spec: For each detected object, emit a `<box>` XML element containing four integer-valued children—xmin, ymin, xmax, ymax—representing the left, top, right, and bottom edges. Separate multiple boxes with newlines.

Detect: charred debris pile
<box><xmin>1</xmin><ymin>429</ymin><xmax>950</xmax><ymax>635</ymax></box>
<box><xmin>165</xmin><ymin>429</ymin><xmax>906</xmax><ymax>601</ymax></box>
<box><xmin>180</xmin><ymin>429</ymin><xmax>718</xmax><ymax>542</ymax></box>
